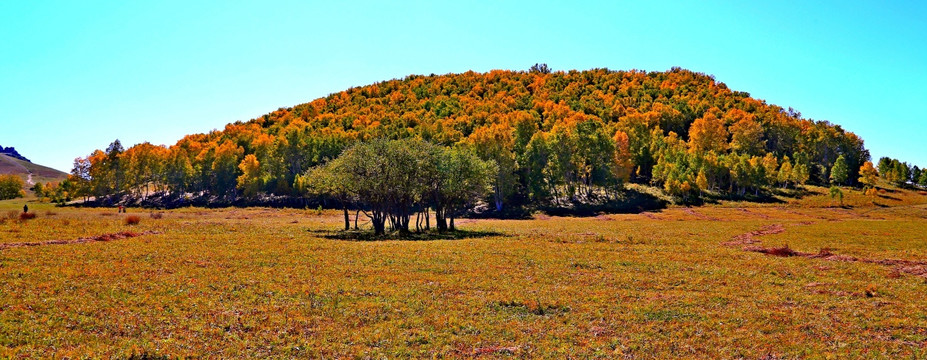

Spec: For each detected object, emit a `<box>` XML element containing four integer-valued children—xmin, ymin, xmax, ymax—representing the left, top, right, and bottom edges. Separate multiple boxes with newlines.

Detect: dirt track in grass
<box><xmin>0</xmin><ymin>231</ymin><xmax>161</xmax><ymax>250</ymax></box>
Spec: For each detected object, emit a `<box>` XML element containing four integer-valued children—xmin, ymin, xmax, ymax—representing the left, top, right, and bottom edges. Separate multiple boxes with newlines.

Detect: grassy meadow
<box><xmin>1</xmin><ymin>186</ymin><xmax>927</xmax><ymax>358</ymax></box>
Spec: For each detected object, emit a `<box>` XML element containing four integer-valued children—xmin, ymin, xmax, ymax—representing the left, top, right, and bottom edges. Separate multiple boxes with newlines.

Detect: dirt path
<box><xmin>0</xmin><ymin>231</ymin><xmax>160</xmax><ymax>251</ymax></box>
<box><xmin>26</xmin><ymin>172</ymin><xmax>34</xmax><ymax>185</ymax></box>
<box><xmin>727</xmin><ymin>224</ymin><xmax>927</xmax><ymax>278</ymax></box>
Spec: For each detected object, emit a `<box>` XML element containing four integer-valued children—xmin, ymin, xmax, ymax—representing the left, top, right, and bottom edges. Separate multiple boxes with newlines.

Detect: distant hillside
<box><xmin>78</xmin><ymin>66</ymin><xmax>870</xmax><ymax>208</ymax></box>
<box><xmin>0</xmin><ymin>153</ymin><xmax>69</xmax><ymax>187</ymax></box>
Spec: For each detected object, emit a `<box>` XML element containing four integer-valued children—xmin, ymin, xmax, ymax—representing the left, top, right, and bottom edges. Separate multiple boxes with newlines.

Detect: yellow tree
<box><xmin>611</xmin><ymin>130</ymin><xmax>633</xmax><ymax>183</ymax></box>
<box><xmin>729</xmin><ymin>116</ymin><xmax>765</xmax><ymax>155</ymax></box>
<box><xmin>237</xmin><ymin>154</ymin><xmax>263</xmax><ymax>198</ymax></box>
<box><xmin>687</xmin><ymin>112</ymin><xmax>729</xmax><ymax>153</ymax></box>
<box><xmin>465</xmin><ymin>122</ymin><xmax>515</xmax><ymax>211</ymax></box>
<box><xmin>695</xmin><ymin>169</ymin><xmax>709</xmax><ymax>195</ymax></box>
<box><xmin>858</xmin><ymin>161</ymin><xmax>879</xmax><ymax>194</ymax></box>
<box><xmin>761</xmin><ymin>153</ymin><xmax>779</xmax><ymax>185</ymax></box>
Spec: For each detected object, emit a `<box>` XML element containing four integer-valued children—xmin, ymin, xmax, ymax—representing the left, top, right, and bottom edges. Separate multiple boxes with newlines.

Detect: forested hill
<box><xmin>73</xmin><ymin>66</ymin><xmax>869</xmax><ymax>208</ymax></box>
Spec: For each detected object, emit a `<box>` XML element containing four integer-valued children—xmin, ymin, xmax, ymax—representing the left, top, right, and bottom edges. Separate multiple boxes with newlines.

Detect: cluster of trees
<box><xmin>73</xmin><ymin>67</ymin><xmax>871</xmax><ymax>208</ymax></box>
<box><xmin>30</xmin><ymin>180</ymin><xmax>79</xmax><ymax>204</ymax></box>
<box><xmin>877</xmin><ymin>157</ymin><xmax>927</xmax><ymax>188</ymax></box>
<box><xmin>0</xmin><ymin>175</ymin><xmax>25</xmax><ymax>200</ymax></box>
<box><xmin>296</xmin><ymin>139</ymin><xmax>495</xmax><ymax>235</ymax></box>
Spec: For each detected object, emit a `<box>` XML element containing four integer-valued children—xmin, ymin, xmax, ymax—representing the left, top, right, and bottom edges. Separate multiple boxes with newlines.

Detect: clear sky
<box><xmin>2</xmin><ymin>1</ymin><xmax>925</xmax><ymax>172</ymax></box>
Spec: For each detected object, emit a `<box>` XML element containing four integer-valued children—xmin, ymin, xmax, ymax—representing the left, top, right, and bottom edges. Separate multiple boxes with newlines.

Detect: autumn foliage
<box><xmin>74</xmin><ymin>67</ymin><xmax>872</xmax><ymax>206</ymax></box>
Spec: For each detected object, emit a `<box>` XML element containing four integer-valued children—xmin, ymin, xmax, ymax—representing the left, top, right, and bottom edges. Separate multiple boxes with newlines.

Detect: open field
<box><xmin>2</xmin><ymin>188</ymin><xmax>927</xmax><ymax>358</ymax></box>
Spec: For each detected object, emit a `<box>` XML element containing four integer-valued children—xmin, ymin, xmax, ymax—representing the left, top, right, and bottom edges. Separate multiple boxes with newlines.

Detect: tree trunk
<box><xmin>435</xmin><ymin>207</ymin><xmax>448</xmax><ymax>231</ymax></box>
<box><xmin>372</xmin><ymin>211</ymin><xmax>386</xmax><ymax>235</ymax></box>
<box><xmin>342</xmin><ymin>206</ymin><xmax>350</xmax><ymax>231</ymax></box>
<box><xmin>415</xmin><ymin>211</ymin><xmax>421</xmax><ymax>232</ymax></box>
<box><xmin>425</xmin><ymin>208</ymin><xmax>430</xmax><ymax>230</ymax></box>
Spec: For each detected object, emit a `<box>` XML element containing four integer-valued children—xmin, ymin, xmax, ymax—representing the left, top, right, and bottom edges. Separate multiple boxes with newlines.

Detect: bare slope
<box><xmin>0</xmin><ymin>153</ymin><xmax>68</xmax><ymax>186</ymax></box>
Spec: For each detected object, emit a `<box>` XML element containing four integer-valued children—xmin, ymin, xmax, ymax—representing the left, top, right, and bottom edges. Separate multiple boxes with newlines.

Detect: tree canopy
<box><xmin>74</xmin><ymin>67</ymin><xmax>874</xmax><ymax>207</ymax></box>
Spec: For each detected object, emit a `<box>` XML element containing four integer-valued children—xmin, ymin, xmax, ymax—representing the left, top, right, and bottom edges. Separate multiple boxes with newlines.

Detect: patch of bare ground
<box><xmin>0</xmin><ymin>231</ymin><xmax>161</xmax><ymax>250</ymax></box>
<box><xmin>640</xmin><ymin>212</ymin><xmax>660</xmax><ymax>220</ymax></box>
<box><xmin>730</xmin><ymin>225</ymin><xmax>927</xmax><ymax>278</ymax></box>
<box><xmin>457</xmin><ymin>344</ymin><xmax>522</xmax><ymax>357</ymax></box>
<box><xmin>683</xmin><ymin>208</ymin><xmax>723</xmax><ymax>221</ymax></box>
<box><xmin>737</xmin><ymin>207</ymin><xmax>770</xmax><ymax>219</ymax></box>
<box><xmin>722</xmin><ymin>224</ymin><xmax>786</xmax><ymax>246</ymax></box>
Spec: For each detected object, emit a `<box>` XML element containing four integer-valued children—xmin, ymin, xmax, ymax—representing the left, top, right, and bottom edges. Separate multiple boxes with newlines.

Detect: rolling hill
<box><xmin>0</xmin><ymin>153</ymin><xmax>69</xmax><ymax>188</ymax></box>
<box><xmin>78</xmin><ymin>67</ymin><xmax>870</xmax><ymax>208</ymax></box>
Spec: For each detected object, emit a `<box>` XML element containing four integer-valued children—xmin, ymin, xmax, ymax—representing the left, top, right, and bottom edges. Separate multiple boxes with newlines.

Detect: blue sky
<box><xmin>2</xmin><ymin>1</ymin><xmax>925</xmax><ymax>172</ymax></box>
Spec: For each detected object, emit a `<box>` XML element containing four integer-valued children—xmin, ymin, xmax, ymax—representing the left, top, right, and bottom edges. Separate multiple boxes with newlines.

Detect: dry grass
<box><xmin>0</xmin><ymin>189</ymin><xmax>926</xmax><ymax>358</ymax></box>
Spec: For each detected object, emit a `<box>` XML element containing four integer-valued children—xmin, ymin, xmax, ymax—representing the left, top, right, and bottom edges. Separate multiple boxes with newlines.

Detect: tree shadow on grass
<box><xmin>308</xmin><ymin>228</ymin><xmax>506</xmax><ymax>241</ymax></box>
<box><xmin>537</xmin><ymin>187</ymin><xmax>668</xmax><ymax>217</ymax></box>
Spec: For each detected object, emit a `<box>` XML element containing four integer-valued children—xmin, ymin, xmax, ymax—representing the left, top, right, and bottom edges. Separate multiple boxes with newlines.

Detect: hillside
<box><xmin>0</xmin><ymin>153</ymin><xmax>69</xmax><ymax>188</ymax></box>
<box><xmin>0</xmin><ymin>145</ymin><xmax>30</xmax><ymax>162</ymax></box>
<box><xmin>77</xmin><ymin>67</ymin><xmax>870</xmax><ymax>209</ymax></box>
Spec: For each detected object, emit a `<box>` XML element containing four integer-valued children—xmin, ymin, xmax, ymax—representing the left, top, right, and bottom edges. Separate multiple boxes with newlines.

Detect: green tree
<box><xmin>830</xmin><ymin>155</ymin><xmax>849</xmax><ymax>185</ymax></box>
<box><xmin>791</xmin><ymin>163</ymin><xmax>810</xmax><ymax>186</ymax></box>
<box><xmin>877</xmin><ymin>157</ymin><xmax>893</xmax><ymax>176</ymax></box>
<box><xmin>31</xmin><ymin>182</ymin><xmax>45</xmax><ymax>198</ymax></box>
<box><xmin>297</xmin><ymin>158</ymin><xmax>356</xmax><ymax>231</ymax></box>
<box><xmin>427</xmin><ymin>147</ymin><xmax>496</xmax><ymax>230</ymax></box>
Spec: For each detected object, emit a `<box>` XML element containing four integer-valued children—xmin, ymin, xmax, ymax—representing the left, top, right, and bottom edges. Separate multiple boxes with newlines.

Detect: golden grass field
<box><xmin>1</xmin><ymin>186</ymin><xmax>926</xmax><ymax>358</ymax></box>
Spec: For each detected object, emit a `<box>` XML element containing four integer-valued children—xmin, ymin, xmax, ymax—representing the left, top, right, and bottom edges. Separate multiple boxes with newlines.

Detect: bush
<box><xmin>124</xmin><ymin>215</ymin><xmax>141</xmax><ymax>225</ymax></box>
<box><xmin>149</xmin><ymin>212</ymin><xmax>164</xmax><ymax>219</ymax></box>
<box><xmin>19</xmin><ymin>212</ymin><xmax>37</xmax><ymax>220</ymax></box>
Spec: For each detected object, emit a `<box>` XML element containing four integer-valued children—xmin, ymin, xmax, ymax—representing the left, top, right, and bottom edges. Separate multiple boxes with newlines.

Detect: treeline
<box><xmin>71</xmin><ymin>66</ymin><xmax>872</xmax><ymax>209</ymax></box>
<box><xmin>877</xmin><ymin>157</ymin><xmax>927</xmax><ymax>188</ymax></box>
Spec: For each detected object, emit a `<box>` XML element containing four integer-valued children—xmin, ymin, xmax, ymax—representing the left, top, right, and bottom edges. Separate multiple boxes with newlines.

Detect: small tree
<box><xmin>829</xmin><ymin>186</ymin><xmax>844</xmax><ymax>206</ymax></box>
<box><xmin>777</xmin><ymin>158</ymin><xmax>793</xmax><ymax>188</ymax></box>
<box><xmin>297</xmin><ymin>159</ymin><xmax>356</xmax><ymax>231</ymax></box>
<box><xmin>858</xmin><ymin>161</ymin><xmax>879</xmax><ymax>191</ymax></box>
<box><xmin>236</xmin><ymin>154</ymin><xmax>263</xmax><ymax>198</ymax></box>
<box><xmin>529</xmin><ymin>63</ymin><xmax>551</xmax><ymax>74</ymax></box>
<box><xmin>31</xmin><ymin>182</ymin><xmax>45</xmax><ymax>198</ymax></box>
<box><xmin>830</xmin><ymin>155</ymin><xmax>849</xmax><ymax>185</ymax></box>
<box><xmin>791</xmin><ymin>163</ymin><xmax>810</xmax><ymax>187</ymax></box>
<box><xmin>695</xmin><ymin>169</ymin><xmax>709</xmax><ymax>196</ymax></box>
<box><xmin>428</xmin><ymin>147</ymin><xmax>496</xmax><ymax>230</ymax></box>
